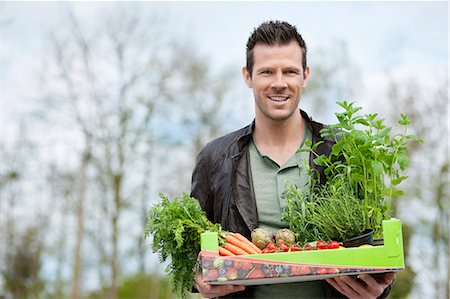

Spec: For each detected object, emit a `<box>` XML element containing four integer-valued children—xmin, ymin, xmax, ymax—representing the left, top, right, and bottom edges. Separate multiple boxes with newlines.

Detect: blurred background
<box><xmin>0</xmin><ymin>1</ymin><xmax>448</xmax><ymax>299</ymax></box>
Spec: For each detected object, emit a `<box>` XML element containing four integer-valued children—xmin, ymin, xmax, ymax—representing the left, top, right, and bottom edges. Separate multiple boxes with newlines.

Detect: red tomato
<box><xmin>316</xmin><ymin>240</ymin><xmax>329</xmax><ymax>250</ymax></box>
<box><xmin>303</xmin><ymin>245</ymin><xmax>313</xmax><ymax>250</ymax></box>
<box><xmin>290</xmin><ymin>245</ymin><xmax>302</xmax><ymax>252</ymax></box>
<box><xmin>267</xmin><ymin>242</ymin><xmax>276</xmax><ymax>251</ymax></box>
<box><xmin>278</xmin><ymin>242</ymin><xmax>290</xmax><ymax>252</ymax></box>
<box><xmin>327</xmin><ymin>241</ymin><xmax>340</xmax><ymax>249</ymax></box>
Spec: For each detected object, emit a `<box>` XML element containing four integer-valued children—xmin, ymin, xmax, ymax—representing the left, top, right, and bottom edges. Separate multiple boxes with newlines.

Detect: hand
<box><xmin>194</xmin><ymin>273</ymin><xmax>246</xmax><ymax>298</ymax></box>
<box><xmin>325</xmin><ymin>272</ymin><xmax>396</xmax><ymax>299</ymax></box>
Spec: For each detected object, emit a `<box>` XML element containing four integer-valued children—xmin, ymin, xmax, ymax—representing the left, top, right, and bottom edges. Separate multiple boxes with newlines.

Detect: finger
<box><xmin>329</xmin><ymin>276</ymin><xmax>361</xmax><ymax>298</ymax></box>
<box><xmin>371</xmin><ymin>272</ymin><xmax>396</xmax><ymax>284</ymax></box>
<box><xmin>358</xmin><ymin>274</ymin><xmax>379</xmax><ymax>288</ymax></box>
<box><xmin>326</xmin><ymin>278</ymin><xmax>346</xmax><ymax>295</ymax></box>
<box><xmin>358</xmin><ymin>274</ymin><xmax>390</xmax><ymax>296</ymax></box>
<box><xmin>378</xmin><ymin>272</ymin><xmax>396</xmax><ymax>285</ymax></box>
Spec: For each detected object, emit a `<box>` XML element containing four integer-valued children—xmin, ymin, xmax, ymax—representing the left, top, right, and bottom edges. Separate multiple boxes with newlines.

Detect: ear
<box><xmin>242</xmin><ymin>67</ymin><xmax>252</xmax><ymax>88</ymax></box>
<box><xmin>302</xmin><ymin>67</ymin><xmax>310</xmax><ymax>87</ymax></box>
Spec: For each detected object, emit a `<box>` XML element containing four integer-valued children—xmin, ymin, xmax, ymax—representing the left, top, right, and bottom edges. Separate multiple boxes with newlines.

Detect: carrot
<box><xmin>223</xmin><ymin>243</ymin><xmax>249</xmax><ymax>255</ymax></box>
<box><xmin>224</xmin><ymin>235</ymin><xmax>256</xmax><ymax>254</ymax></box>
<box><xmin>218</xmin><ymin>246</ymin><xmax>235</xmax><ymax>256</ymax></box>
<box><xmin>234</xmin><ymin>233</ymin><xmax>262</xmax><ymax>254</ymax></box>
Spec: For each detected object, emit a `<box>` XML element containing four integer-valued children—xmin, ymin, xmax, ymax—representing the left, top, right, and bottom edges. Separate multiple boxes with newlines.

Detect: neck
<box><xmin>253</xmin><ymin>110</ymin><xmax>304</xmax><ymax>146</ymax></box>
<box><xmin>252</xmin><ymin>110</ymin><xmax>305</xmax><ymax>166</ymax></box>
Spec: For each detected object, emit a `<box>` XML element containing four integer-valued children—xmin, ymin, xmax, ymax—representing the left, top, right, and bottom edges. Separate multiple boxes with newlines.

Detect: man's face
<box><xmin>242</xmin><ymin>42</ymin><xmax>310</xmax><ymax>123</ymax></box>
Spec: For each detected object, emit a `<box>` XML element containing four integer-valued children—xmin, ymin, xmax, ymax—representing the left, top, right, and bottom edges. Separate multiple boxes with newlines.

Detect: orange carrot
<box><xmin>224</xmin><ymin>235</ymin><xmax>256</xmax><ymax>254</ymax></box>
<box><xmin>223</xmin><ymin>243</ymin><xmax>248</xmax><ymax>255</ymax></box>
<box><xmin>218</xmin><ymin>246</ymin><xmax>235</xmax><ymax>256</ymax></box>
<box><xmin>234</xmin><ymin>233</ymin><xmax>262</xmax><ymax>254</ymax></box>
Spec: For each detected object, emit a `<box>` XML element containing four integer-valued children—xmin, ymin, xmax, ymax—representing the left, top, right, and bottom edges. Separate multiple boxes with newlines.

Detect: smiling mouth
<box><xmin>268</xmin><ymin>96</ymin><xmax>289</xmax><ymax>102</ymax></box>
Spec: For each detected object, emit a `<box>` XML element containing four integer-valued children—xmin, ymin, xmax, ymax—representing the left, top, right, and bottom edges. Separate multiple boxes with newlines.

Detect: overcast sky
<box><xmin>1</xmin><ymin>1</ymin><xmax>448</xmax><ymax>141</ymax></box>
<box><xmin>1</xmin><ymin>2</ymin><xmax>448</xmax><ymax>295</ymax></box>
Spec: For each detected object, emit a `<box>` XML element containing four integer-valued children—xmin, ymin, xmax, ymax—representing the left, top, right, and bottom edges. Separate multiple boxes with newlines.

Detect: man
<box><xmin>191</xmin><ymin>20</ymin><xmax>395</xmax><ymax>298</ymax></box>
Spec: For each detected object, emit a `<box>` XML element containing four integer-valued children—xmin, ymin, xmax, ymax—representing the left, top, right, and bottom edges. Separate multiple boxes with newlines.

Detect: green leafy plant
<box><xmin>284</xmin><ymin>179</ymin><xmax>367</xmax><ymax>243</ymax></box>
<box><xmin>144</xmin><ymin>193</ymin><xmax>221</xmax><ymax>299</ymax></box>
<box><xmin>284</xmin><ymin>101</ymin><xmax>423</xmax><ymax>240</ymax></box>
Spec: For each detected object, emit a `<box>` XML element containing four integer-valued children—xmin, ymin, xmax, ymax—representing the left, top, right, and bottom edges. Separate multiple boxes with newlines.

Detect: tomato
<box><xmin>303</xmin><ymin>245</ymin><xmax>313</xmax><ymax>250</ymax></box>
<box><xmin>290</xmin><ymin>245</ymin><xmax>302</xmax><ymax>252</ymax></box>
<box><xmin>262</xmin><ymin>248</ymin><xmax>270</xmax><ymax>254</ymax></box>
<box><xmin>327</xmin><ymin>241</ymin><xmax>340</xmax><ymax>249</ymax></box>
<box><xmin>278</xmin><ymin>242</ymin><xmax>290</xmax><ymax>252</ymax></box>
<box><xmin>316</xmin><ymin>240</ymin><xmax>328</xmax><ymax>250</ymax></box>
<box><xmin>267</xmin><ymin>242</ymin><xmax>276</xmax><ymax>251</ymax></box>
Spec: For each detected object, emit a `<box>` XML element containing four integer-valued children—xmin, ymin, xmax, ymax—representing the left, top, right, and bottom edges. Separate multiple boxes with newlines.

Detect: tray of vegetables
<box><xmin>145</xmin><ymin>102</ymin><xmax>419</xmax><ymax>297</ymax></box>
<box><xmin>199</xmin><ymin>219</ymin><xmax>404</xmax><ymax>285</ymax></box>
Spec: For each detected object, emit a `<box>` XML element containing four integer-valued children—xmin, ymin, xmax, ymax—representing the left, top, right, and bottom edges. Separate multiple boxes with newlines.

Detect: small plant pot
<box><xmin>373</xmin><ymin>238</ymin><xmax>384</xmax><ymax>246</ymax></box>
<box><xmin>342</xmin><ymin>229</ymin><xmax>374</xmax><ymax>248</ymax></box>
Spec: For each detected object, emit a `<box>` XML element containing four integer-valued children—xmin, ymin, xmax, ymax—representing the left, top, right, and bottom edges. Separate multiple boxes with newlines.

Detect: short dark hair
<box><xmin>246</xmin><ymin>20</ymin><xmax>308</xmax><ymax>77</ymax></box>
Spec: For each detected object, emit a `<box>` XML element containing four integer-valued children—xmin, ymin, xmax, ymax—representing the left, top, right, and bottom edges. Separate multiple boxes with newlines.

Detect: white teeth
<box><xmin>269</xmin><ymin>96</ymin><xmax>288</xmax><ymax>102</ymax></box>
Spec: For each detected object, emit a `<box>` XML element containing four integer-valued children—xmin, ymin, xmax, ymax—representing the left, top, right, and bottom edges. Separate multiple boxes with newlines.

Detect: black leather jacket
<box><xmin>190</xmin><ymin>109</ymin><xmax>390</xmax><ymax>298</ymax></box>
<box><xmin>191</xmin><ymin>110</ymin><xmax>332</xmax><ymax>239</ymax></box>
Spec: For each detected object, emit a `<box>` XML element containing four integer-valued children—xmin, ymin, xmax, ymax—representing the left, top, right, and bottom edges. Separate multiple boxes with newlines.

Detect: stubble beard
<box><xmin>256</xmin><ymin>97</ymin><xmax>301</xmax><ymax>122</ymax></box>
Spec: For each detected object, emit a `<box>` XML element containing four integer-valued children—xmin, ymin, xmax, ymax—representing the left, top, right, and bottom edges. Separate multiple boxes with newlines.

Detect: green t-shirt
<box><xmin>249</xmin><ymin>124</ymin><xmax>325</xmax><ymax>299</ymax></box>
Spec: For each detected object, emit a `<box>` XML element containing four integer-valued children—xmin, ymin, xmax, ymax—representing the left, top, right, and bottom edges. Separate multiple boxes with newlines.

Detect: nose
<box><xmin>271</xmin><ymin>72</ymin><xmax>288</xmax><ymax>89</ymax></box>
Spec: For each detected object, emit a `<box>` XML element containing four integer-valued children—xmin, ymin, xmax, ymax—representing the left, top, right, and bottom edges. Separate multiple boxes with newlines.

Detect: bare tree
<box><xmin>303</xmin><ymin>40</ymin><xmax>361</xmax><ymax>121</ymax></box>
<box><xmin>38</xmin><ymin>5</ymin><xmax>176</xmax><ymax>298</ymax></box>
<box><xmin>0</xmin><ymin>122</ymin><xmax>46</xmax><ymax>299</ymax></box>
<box><xmin>384</xmin><ymin>77</ymin><xmax>449</xmax><ymax>299</ymax></box>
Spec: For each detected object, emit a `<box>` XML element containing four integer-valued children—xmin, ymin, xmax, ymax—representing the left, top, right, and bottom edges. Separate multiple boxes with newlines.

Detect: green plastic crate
<box><xmin>199</xmin><ymin>219</ymin><xmax>404</xmax><ymax>285</ymax></box>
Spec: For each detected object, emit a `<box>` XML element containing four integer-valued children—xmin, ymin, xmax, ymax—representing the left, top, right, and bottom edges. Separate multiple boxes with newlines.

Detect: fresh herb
<box><xmin>284</xmin><ymin>101</ymin><xmax>423</xmax><ymax>240</ymax></box>
<box><xmin>317</xmin><ymin>101</ymin><xmax>422</xmax><ymax>236</ymax></box>
<box><xmin>283</xmin><ymin>179</ymin><xmax>366</xmax><ymax>243</ymax></box>
<box><xmin>144</xmin><ymin>193</ymin><xmax>221</xmax><ymax>299</ymax></box>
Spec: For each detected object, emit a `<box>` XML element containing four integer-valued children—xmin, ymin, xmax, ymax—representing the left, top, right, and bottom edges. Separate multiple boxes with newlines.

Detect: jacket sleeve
<box><xmin>190</xmin><ymin>146</ymin><xmax>214</xmax><ymax>221</ymax></box>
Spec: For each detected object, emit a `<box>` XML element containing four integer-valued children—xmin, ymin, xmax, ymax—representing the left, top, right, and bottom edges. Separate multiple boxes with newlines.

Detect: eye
<box><xmin>285</xmin><ymin>69</ymin><xmax>299</xmax><ymax>75</ymax></box>
<box><xmin>259</xmin><ymin>69</ymin><xmax>272</xmax><ymax>75</ymax></box>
